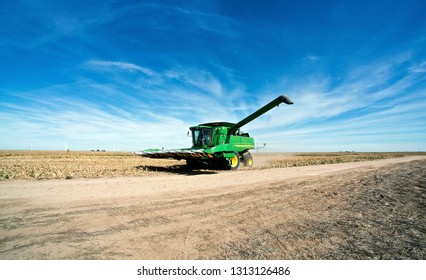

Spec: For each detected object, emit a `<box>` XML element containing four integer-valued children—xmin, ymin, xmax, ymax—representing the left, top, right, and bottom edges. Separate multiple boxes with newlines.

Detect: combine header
<box><xmin>138</xmin><ymin>95</ymin><xmax>293</xmax><ymax>170</ymax></box>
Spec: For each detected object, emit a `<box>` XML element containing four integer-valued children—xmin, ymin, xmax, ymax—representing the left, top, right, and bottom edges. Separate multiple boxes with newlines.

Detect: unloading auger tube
<box><xmin>228</xmin><ymin>95</ymin><xmax>293</xmax><ymax>135</ymax></box>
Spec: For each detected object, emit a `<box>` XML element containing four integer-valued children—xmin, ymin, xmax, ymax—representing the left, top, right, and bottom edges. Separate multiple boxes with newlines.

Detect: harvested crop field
<box><xmin>0</xmin><ymin>150</ymin><xmax>417</xmax><ymax>180</ymax></box>
<box><xmin>0</xmin><ymin>152</ymin><xmax>425</xmax><ymax>259</ymax></box>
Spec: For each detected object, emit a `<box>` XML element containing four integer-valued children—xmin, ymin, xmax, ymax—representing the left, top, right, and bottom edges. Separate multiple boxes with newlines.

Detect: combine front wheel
<box><xmin>229</xmin><ymin>151</ymin><xmax>240</xmax><ymax>170</ymax></box>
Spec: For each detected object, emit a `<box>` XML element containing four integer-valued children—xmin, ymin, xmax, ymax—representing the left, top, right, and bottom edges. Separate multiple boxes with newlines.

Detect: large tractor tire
<box><xmin>229</xmin><ymin>151</ymin><xmax>240</xmax><ymax>170</ymax></box>
<box><xmin>243</xmin><ymin>152</ymin><xmax>253</xmax><ymax>168</ymax></box>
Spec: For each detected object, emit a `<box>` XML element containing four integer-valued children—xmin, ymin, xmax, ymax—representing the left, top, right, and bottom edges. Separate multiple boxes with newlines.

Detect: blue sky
<box><xmin>1</xmin><ymin>0</ymin><xmax>425</xmax><ymax>152</ymax></box>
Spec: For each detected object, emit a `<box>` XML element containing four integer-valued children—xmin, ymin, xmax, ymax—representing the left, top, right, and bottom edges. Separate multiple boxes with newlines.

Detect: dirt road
<box><xmin>1</xmin><ymin>156</ymin><xmax>425</xmax><ymax>259</ymax></box>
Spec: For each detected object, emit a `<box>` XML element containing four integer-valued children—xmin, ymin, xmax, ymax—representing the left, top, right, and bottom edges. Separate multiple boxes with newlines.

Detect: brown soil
<box><xmin>0</xmin><ymin>156</ymin><xmax>425</xmax><ymax>259</ymax></box>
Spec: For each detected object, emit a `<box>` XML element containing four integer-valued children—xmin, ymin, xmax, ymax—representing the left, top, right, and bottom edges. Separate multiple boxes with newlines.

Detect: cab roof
<box><xmin>200</xmin><ymin>121</ymin><xmax>235</xmax><ymax>127</ymax></box>
<box><xmin>190</xmin><ymin>122</ymin><xmax>235</xmax><ymax>129</ymax></box>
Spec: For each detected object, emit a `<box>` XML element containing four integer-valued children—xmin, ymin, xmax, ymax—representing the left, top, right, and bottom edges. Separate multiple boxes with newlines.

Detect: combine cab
<box><xmin>138</xmin><ymin>95</ymin><xmax>293</xmax><ymax>170</ymax></box>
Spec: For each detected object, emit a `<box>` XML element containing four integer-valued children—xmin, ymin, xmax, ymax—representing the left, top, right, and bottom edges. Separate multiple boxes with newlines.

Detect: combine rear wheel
<box><xmin>229</xmin><ymin>151</ymin><xmax>240</xmax><ymax>170</ymax></box>
<box><xmin>243</xmin><ymin>152</ymin><xmax>253</xmax><ymax>168</ymax></box>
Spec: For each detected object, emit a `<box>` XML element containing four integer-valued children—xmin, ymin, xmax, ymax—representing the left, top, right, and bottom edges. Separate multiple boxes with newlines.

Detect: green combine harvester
<box><xmin>138</xmin><ymin>95</ymin><xmax>293</xmax><ymax>170</ymax></box>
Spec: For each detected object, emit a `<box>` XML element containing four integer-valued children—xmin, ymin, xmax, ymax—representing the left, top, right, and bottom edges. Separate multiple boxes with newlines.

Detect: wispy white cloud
<box><xmin>409</xmin><ymin>61</ymin><xmax>426</xmax><ymax>73</ymax></box>
<box><xmin>85</xmin><ymin>60</ymin><xmax>156</xmax><ymax>76</ymax></box>
<box><xmin>306</xmin><ymin>55</ymin><xmax>320</xmax><ymax>61</ymax></box>
<box><xmin>0</xmin><ymin>0</ymin><xmax>115</xmax><ymax>48</ymax></box>
<box><xmin>141</xmin><ymin>2</ymin><xmax>239</xmax><ymax>38</ymax></box>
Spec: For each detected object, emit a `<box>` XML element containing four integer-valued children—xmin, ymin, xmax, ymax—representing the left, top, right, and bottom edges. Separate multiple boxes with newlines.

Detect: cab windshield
<box><xmin>192</xmin><ymin>127</ymin><xmax>213</xmax><ymax>148</ymax></box>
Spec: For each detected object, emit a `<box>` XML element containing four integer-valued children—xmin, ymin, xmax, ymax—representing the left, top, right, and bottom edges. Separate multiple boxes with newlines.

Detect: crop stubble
<box><xmin>0</xmin><ymin>150</ymin><xmax>415</xmax><ymax>180</ymax></box>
